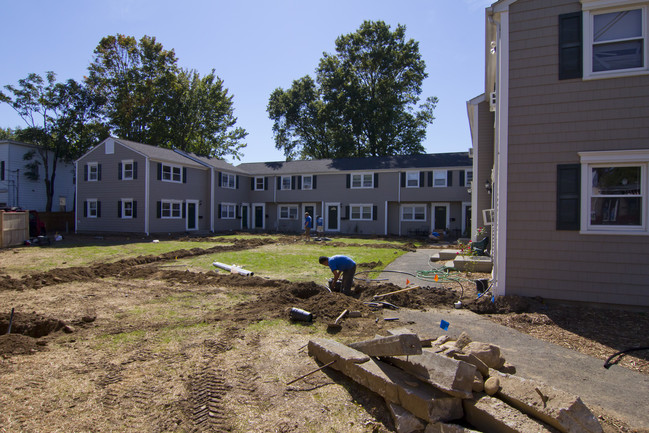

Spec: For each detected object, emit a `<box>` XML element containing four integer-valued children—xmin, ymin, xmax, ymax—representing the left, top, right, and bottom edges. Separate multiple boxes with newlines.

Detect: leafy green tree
<box><xmin>0</xmin><ymin>127</ymin><xmax>19</xmax><ymax>140</ymax></box>
<box><xmin>268</xmin><ymin>20</ymin><xmax>437</xmax><ymax>160</ymax></box>
<box><xmin>87</xmin><ymin>34</ymin><xmax>247</xmax><ymax>158</ymax></box>
<box><xmin>0</xmin><ymin>72</ymin><xmax>107</xmax><ymax>211</ymax></box>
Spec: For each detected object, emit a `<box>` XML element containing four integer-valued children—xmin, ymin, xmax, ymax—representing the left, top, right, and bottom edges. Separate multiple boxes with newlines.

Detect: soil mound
<box><xmin>0</xmin><ymin>334</ymin><xmax>42</xmax><ymax>356</ymax></box>
<box><xmin>464</xmin><ymin>294</ymin><xmax>531</xmax><ymax>314</ymax></box>
<box><xmin>0</xmin><ymin>311</ymin><xmax>67</xmax><ymax>337</ymax></box>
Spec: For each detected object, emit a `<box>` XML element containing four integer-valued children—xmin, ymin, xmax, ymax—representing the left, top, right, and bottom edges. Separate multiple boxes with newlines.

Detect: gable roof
<box><xmin>173</xmin><ymin>149</ymin><xmax>248</xmax><ymax>174</ymax></box>
<box><xmin>112</xmin><ymin>138</ymin><xmax>205</xmax><ymax>168</ymax></box>
<box><xmin>237</xmin><ymin>152</ymin><xmax>472</xmax><ymax>176</ymax></box>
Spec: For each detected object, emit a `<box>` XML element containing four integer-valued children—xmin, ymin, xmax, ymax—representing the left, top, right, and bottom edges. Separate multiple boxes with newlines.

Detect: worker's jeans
<box><xmin>341</xmin><ymin>265</ymin><xmax>356</xmax><ymax>295</ymax></box>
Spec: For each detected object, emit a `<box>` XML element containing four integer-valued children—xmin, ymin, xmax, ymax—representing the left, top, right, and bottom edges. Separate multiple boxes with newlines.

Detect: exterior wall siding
<box><xmin>505</xmin><ymin>0</ymin><xmax>649</xmax><ymax>305</ymax></box>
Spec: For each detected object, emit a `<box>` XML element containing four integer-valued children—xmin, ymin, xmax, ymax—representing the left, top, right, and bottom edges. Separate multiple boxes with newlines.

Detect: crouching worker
<box><xmin>319</xmin><ymin>255</ymin><xmax>356</xmax><ymax>295</ymax></box>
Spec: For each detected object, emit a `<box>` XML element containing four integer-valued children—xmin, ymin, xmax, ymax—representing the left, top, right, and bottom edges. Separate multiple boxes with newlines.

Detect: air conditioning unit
<box><xmin>489</xmin><ymin>92</ymin><xmax>497</xmax><ymax>112</ymax></box>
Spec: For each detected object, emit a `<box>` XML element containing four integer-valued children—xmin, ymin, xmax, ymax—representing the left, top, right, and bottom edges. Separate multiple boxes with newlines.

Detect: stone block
<box><xmin>450</xmin><ymin>352</ymin><xmax>489</xmax><ymax>377</ymax></box>
<box><xmin>463</xmin><ymin>394</ymin><xmax>558</xmax><ymax>433</ymax></box>
<box><xmin>387</xmin><ymin>328</ymin><xmax>435</xmax><ymax>347</ymax></box>
<box><xmin>383</xmin><ymin>350</ymin><xmax>476</xmax><ymax>399</ymax></box>
<box><xmin>350</xmin><ymin>333</ymin><xmax>423</xmax><ymax>357</ymax></box>
<box><xmin>425</xmin><ymin>422</ymin><xmax>481</xmax><ymax>433</ymax></box>
<box><xmin>493</xmin><ymin>371</ymin><xmax>603</xmax><ymax>433</ymax></box>
<box><xmin>387</xmin><ymin>401</ymin><xmax>425</xmax><ymax>433</ymax></box>
<box><xmin>464</xmin><ymin>342</ymin><xmax>505</xmax><ymax>369</ymax></box>
<box><xmin>307</xmin><ymin>338</ymin><xmax>370</xmax><ymax>368</ymax></box>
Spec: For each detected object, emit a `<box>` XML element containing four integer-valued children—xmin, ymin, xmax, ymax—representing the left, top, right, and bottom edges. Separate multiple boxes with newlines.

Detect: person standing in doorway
<box><xmin>304</xmin><ymin>212</ymin><xmax>312</xmax><ymax>241</ymax></box>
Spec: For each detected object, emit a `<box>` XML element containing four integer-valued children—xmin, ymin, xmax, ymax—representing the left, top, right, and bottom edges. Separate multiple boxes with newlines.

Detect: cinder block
<box><xmin>463</xmin><ymin>394</ymin><xmax>559</xmax><ymax>433</ymax></box>
<box><xmin>350</xmin><ymin>334</ymin><xmax>423</xmax><ymax>357</ymax></box>
<box><xmin>383</xmin><ymin>350</ymin><xmax>476</xmax><ymax>399</ymax></box>
<box><xmin>493</xmin><ymin>371</ymin><xmax>603</xmax><ymax>433</ymax></box>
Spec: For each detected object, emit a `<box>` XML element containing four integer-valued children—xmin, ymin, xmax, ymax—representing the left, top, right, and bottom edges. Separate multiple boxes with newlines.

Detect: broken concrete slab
<box><xmin>425</xmin><ymin>422</ymin><xmax>481</xmax><ymax>432</ymax></box>
<box><xmin>349</xmin><ymin>333</ymin><xmax>422</xmax><ymax>357</ymax></box>
<box><xmin>382</xmin><ymin>350</ymin><xmax>476</xmax><ymax>399</ymax></box>
<box><xmin>309</xmin><ymin>338</ymin><xmax>462</xmax><ymax>423</ymax></box>
<box><xmin>492</xmin><ymin>371</ymin><xmax>603</xmax><ymax>433</ymax></box>
<box><xmin>387</xmin><ymin>401</ymin><xmax>425</xmax><ymax>433</ymax></box>
<box><xmin>387</xmin><ymin>327</ymin><xmax>435</xmax><ymax>347</ymax></box>
<box><xmin>464</xmin><ymin>341</ymin><xmax>505</xmax><ymax>369</ymax></box>
<box><xmin>463</xmin><ymin>393</ymin><xmax>559</xmax><ymax>433</ymax></box>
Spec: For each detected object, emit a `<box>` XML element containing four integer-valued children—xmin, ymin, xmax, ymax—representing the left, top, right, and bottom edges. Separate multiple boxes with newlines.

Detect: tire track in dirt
<box><xmin>188</xmin><ymin>364</ymin><xmax>232</xmax><ymax>432</ymax></box>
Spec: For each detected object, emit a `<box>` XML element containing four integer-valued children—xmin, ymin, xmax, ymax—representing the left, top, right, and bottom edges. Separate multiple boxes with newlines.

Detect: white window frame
<box><xmin>401</xmin><ymin>204</ymin><xmax>427</xmax><ymax>221</ymax></box>
<box><xmin>220</xmin><ymin>202</ymin><xmax>236</xmax><ymax>219</ymax></box>
<box><xmin>350</xmin><ymin>204</ymin><xmax>373</xmax><ymax>221</ymax></box>
<box><xmin>466</xmin><ymin>169</ymin><xmax>473</xmax><ymax>184</ymax></box>
<box><xmin>254</xmin><ymin>176</ymin><xmax>265</xmax><ymax>191</ymax></box>
<box><xmin>302</xmin><ymin>175</ymin><xmax>313</xmax><ymax>190</ymax></box>
<box><xmin>222</xmin><ymin>172</ymin><xmax>236</xmax><ymax>189</ymax></box>
<box><xmin>279</xmin><ymin>205</ymin><xmax>299</xmax><ymax>220</ymax></box>
<box><xmin>351</xmin><ymin>172</ymin><xmax>374</xmax><ymax>189</ymax></box>
<box><xmin>121</xmin><ymin>198</ymin><xmax>134</xmax><ymax>219</ymax></box>
<box><xmin>583</xmin><ymin>4</ymin><xmax>649</xmax><ymax>80</ymax></box>
<box><xmin>406</xmin><ymin>171</ymin><xmax>420</xmax><ymax>188</ymax></box>
<box><xmin>579</xmin><ymin>149</ymin><xmax>649</xmax><ymax>234</ymax></box>
<box><xmin>161</xmin><ymin>164</ymin><xmax>182</xmax><ymax>183</ymax></box>
<box><xmin>161</xmin><ymin>199</ymin><xmax>183</xmax><ymax>219</ymax></box>
<box><xmin>87</xmin><ymin>199</ymin><xmax>98</xmax><ymax>218</ymax></box>
<box><xmin>281</xmin><ymin>175</ymin><xmax>292</xmax><ymax>190</ymax></box>
<box><xmin>433</xmin><ymin>170</ymin><xmax>447</xmax><ymax>188</ymax></box>
<box><xmin>122</xmin><ymin>160</ymin><xmax>134</xmax><ymax>180</ymax></box>
<box><xmin>88</xmin><ymin>162</ymin><xmax>99</xmax><ymax>181</ymax></box>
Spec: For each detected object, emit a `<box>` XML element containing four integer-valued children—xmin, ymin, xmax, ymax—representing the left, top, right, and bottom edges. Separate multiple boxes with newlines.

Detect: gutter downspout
<box><xmin>145</xmin><ymin>156</ymin><xmax>150</xmax><ymax>236</ymax></box>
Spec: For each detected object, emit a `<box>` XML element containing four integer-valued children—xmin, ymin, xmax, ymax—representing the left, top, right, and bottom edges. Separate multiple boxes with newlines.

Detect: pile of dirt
<box><xmin>0</xmin><ymin>334</ymin><xmax>42</xmax><ymax>356</ymax></box>
<box><xmin>0</xmin><ymin>311</ymin><xmax>68</xmax><ymax>338</ymax></box>
<box><xmin>463</xmin><ymin>294</ymin><xmax>532</xmax><ymax>314</ymax></box>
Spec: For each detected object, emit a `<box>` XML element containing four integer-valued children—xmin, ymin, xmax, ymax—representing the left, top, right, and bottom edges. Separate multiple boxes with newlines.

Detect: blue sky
<box><xmin>0</xmin><ymin>0</ymin><xmax>492</xmax><ymax>163</ymax></box>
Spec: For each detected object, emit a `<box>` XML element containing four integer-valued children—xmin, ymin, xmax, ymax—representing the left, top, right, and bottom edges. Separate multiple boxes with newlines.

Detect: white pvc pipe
<box><xmin>212</xmin><ymin>261</ymin><xmax>254</xmax><ymax>276</ymax></box>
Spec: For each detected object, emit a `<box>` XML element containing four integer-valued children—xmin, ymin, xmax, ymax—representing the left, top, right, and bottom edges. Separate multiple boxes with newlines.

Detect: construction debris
<box><xmin>306</xmin><ymin>332</ymin><xmax>603</xmax><ymax>433</ymax></box>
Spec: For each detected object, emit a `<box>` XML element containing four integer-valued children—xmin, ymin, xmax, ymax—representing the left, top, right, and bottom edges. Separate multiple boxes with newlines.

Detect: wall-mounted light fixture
<box><xmin>484</xmin><ymin>179</ymin><xmax>492</xmax><ymax>194</ymax></box>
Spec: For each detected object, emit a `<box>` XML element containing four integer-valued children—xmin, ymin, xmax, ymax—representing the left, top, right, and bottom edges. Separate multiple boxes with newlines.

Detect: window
<box><xmin>88</xmin><ymin>162</ymin><xmax>99</xmax><ymax>181</ymax></box>
<box><xmin>87</xmin><ymin>199</ymin><xmax>99</xmax><ymax>218</ymax></box>
<box><xmin>401</xmin><ymin>205</ymin><xmax>426</xmax><ymax>221</ymax></box>
<box><xmin>406</xmin><ymin>171</ymin><xmax>419</xmax><ymax>188</ymax></box>
<box><xmin>350</xmin><ymin>204</ymin><xmax>373</xmax><ymax>220</ymax></box>
<box><xmin>433</xmin><ymin>170</ymin><xmax>447</xmax><ymax>187</ymax></box>
<box><xmin>351</xmin><ymin>173</ymin><xmax>374</xmax><ymax>188</ymax></box>
<box><xmin>254</xmin><ymin>176</ymin><xmax>265</xmax><ymax>191</ymax></box>
<box><xmin>466</xmin><ymin>170</ymin><xmax>473</xmax><ymax>184</ymax></box>
<box><xmin>281</xmin><ymin>176</ymin><xmax>292</xmax><ymax>190</ymax></box>
<box><xmin>279</xmin><ymin>205</ymin><xmax>298</xmax><ymax>219</ymax></box>
<box><xmin>161</xmin><ymin>200</ymin><xmax>182</xmax><ymax>218</ymax></box>
<box><xmin>222</xmin><ymin>173</ymin><xmax>236</xmax><ymax>189</ymax></box>
<box><xmin>162</xmin><ymin>164</ymin><xmax>182</xmax><ymax>182</ymax></box>
<box><xmin>578</xmin><ymin>150</ymin><xmax>649</xmax><ymax>234</ymax></box>
<box><xmin>584</xmin><ymin>6</ymin><xmax>648</xmax><ymax>78</ymax></box>
<box><xmin>121</xmin><ymin>160</ymin><xmax>134</xmax><ymax>180</ymax></box>
<box><xmin>120</xmin><ymin>199</ymin><xmax>135</xmax><ymax>219</ymax></box>
<box><xmin>302</xmin><ymin>175</ymin><xmax>313</xmax><ymax>190</ymax></box>
<box><xmin>220</xmin><ymin>203</ymin><xmax>236</xmax><ymax>219</ymax></box>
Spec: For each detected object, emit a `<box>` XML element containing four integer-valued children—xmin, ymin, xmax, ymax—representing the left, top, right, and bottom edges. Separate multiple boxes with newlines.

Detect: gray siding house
<box><xmin>75</xmin><ymin>138</ymin><xmax>472</xmax><ymax>238</ymax></box>
<box><xmin>469</xmin><ymin>0</ymin><xmax>649</xmax><ymax>307</ymax></box>
<box><xmin>0</xmin><ymin>140</ymin><xmax>75</xmax><ymax>212</ymax></box>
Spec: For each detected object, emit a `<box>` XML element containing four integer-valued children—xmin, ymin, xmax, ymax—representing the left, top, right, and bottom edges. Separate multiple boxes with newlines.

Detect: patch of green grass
<box><xmin>96</xmin><ymin>329</ymin><xmax>147</xmax><ymax>349</ymax></box>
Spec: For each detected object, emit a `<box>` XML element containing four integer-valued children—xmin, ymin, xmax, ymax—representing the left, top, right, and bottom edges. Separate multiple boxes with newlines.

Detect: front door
<box><xmin>434</xmin><ymin>205</ymin><xmax>447</xmax><ymax>231</ymax></box>
<box><xmin>186</xmin><ymin>201</ymin><xmax>198</xmax><ymax>231</ymax></box>
<box><xmin>253</xmin><ymin>204</ymin><xmax>264</xmax><ymax>229</ymax></box>
<box><xmin>303</xmin><ymin>204</ymin><xmax>315</xmax><ymax>226</ymax></box>
<box><xmin>241</xmin><ymin>205</ymin><xmax>249</xmax><ymax>230</ymax></box>
<box><xmin>325</xmin><ymin>203</ymin><xmax>340</xmax><ymax>231</ymax></box>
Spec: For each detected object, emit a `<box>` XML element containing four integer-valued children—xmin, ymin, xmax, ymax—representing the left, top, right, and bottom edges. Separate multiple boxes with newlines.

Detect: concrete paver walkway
<box><xmin>377</xmin><ymin>249</ymin><xmax>649</xmax><ymax>430</ymax></box>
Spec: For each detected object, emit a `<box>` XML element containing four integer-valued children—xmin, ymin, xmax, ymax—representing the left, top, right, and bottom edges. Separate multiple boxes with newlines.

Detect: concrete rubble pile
<box><xmin>307</xmin><ymin>330</ymin><xmax>604</xmax><ymax>433</ymax></box>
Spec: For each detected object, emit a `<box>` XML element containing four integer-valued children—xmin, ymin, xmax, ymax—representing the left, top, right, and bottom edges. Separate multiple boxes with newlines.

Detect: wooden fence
<box><xmin>0</xmin><ymin>211</ymin><xmax>29</xmax><ymax>247</ymax></box>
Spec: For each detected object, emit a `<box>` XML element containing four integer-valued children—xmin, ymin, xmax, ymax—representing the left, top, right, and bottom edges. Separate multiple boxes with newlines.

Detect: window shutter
<box><xmin>236</xmin><ymin>205</ymin><xmax>240</xmax><ymax>219</ymax></box>
<box><xmin>428</xmin><ymin>171</ymin><xmax>433</xmax><ymax>187</ymax></box>
<box><xmin>251</xmin><ymin>178</ymin><xmax>254</xmax><ymax>190</ymax></box>
<box><xmin>133</xmin><ymin>162</ymin><xmax>137</xmax><ymax>179</ymax></box>
<box><xmin>373</xmin><ymin>206</ymin><xmax>378</xmax><ymax>220</ymax></box>
<box><xmin>182</xmin><ymin>167</ymin><xmax>187</xmax><ymax>183</ymax></box>
<box><xmin>218</xmin><ymin>172</ymin><xmax>222</xmax><ymax>187</ymax></box>
<box><xmin>401</xmin><ymin>172</ymin><xmax>406</xmax><ymax>187</ymax></box>
<box><xmin>556</xmin><ymin>164</ymin><xmax>581</xmax><ymax>230</ymax></box>
<box><xmin>419</xmin><ymin>171</ymin><xmax>425</xmax><ymax>188</ymax></box>
<box><xmin>297</xmin><ymin>176</ymin><xmax>302</xmax><ymax>189</ymax></box>
<box><xmin>157</xmin><ymin>201</ymin><xmax>161</xmax><ymax>218</ymax></box>
<box><xmin>118</xmin><ymin>163</ymin><xmax>122</xmax><ymax>180</ymax></box>
<box><xmin>157</xmin><ymin>163</ymin><xmax>162</xmax><ymax>180</ymax></box>
<box><xmin>559</xmin><ymin>12</ymin><xmax>583</xmax><ymax>80</ymax></box>
<box><xmin>374</xmin><ymin>173</ymin><xmax>379</xmax><ymax>188</ymax></box>
<box><xmin>447</xmin><ymin>171</ymin><xmax>452</xmax><ymax>187</ymax></box>
<box><xmin>460</xmin><ymin>171</ymin><xmax>465</xmax><ymax>187</ymax></box>
<box><xmin>133</xmin><ymin>201</ymin><xmax>137</xmax><ymax>218</ymax></box>
<box><xmin>277</xmin><ymin>177</ymin><xmax>281</xmax><ymax>190</ymax></box>
<box><xmin>344</xmin><ymin>205</ymin><xmax>350</xmax><ymax>220</ymax></box>
<box><xmin>84</xmin><ymin>165</ymin><xmax>88</xmax><ymax>181</ymax></box>
<box><xmin>292</xmin><ymin>176</ymin><xmax>297</xmax><ymax>190</ymax></box>
<box><xmin>84</xmin><ymin>201</ymin><xmax>88</xmax><ymax>217</ymax></box>
<box><xmin>118</xmin><ymin>201</ymin><xmax>122</xmax><ymax>218</ymax></box>
<box><xmin>313</xmin><ymin>175</ymin><xmax>317</xmax><ymax>189</ymax></box>
<box><xmin>236</xmin><ymin>176</ymin><xmax>239</xmax><ymax>189</ymax></box>
<box><xmin>346</xmin><ymin>174</ymin><xmax>350</xmax><ymax>188</ymax></box>
<box><xmin>0</xmin><ymin>161</ymin><xmax>4</xmax><ymax>181</ymax></box>
<box><xmin>97</xmin><ymin>201</ymin><xmax>101</xmax><ymax>217</ymax></box>
<box><xmin>264</xmin><ymin>177</ymin><xmax>268</xmax><ymax>190</ymax></box>
<box><xmin>97</xmin><ymin>164</ymin><xmax>102</xmax><ymax>181</ymax></box>
<box><xmin>182</xmin><ymin>203</ymin><xmax>186</xmax><ymax>219</ymax></box>
<box><xmin>218</xmin><ymin>204</ymin><xmax>222</xmax><ymax>219</ymax></box>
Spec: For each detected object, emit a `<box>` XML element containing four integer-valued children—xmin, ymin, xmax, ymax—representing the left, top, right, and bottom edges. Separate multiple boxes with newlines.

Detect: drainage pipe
<box><xmin>212</xmin><ymin>261</ymin><xmax>254</xmax><ymax>276</ymax></box>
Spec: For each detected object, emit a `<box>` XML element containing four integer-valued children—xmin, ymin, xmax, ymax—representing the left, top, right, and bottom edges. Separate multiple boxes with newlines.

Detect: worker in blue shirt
<box><xmin>319</xmin><ymin>255</ymin><xmax>356</xmax><ymax>295</ymax></box>
<box><xmin>304</xmin><ymin>212</ymin><xmax>312</xmax><ymax>241</ymax></box>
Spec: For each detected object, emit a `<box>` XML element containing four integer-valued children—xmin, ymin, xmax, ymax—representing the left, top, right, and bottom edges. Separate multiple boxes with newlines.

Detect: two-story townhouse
<box><xmin>0</xmin><ymin>140</ymin><xmax>75</xmax><ymax>212</ymax></box>
<box><xmin>75</xmin><ymin>138</ymin><xmax>210</xmax><ymax>235</ymax></box>
<box><xmin>469</xmin><ymin>0</ymin><xmax>649</xmax><ymax>306</ymax></box>
<box><xmin>239</xmin><ymin>153</ymin><xmax>472</xmax><ymax>237</ymax></box>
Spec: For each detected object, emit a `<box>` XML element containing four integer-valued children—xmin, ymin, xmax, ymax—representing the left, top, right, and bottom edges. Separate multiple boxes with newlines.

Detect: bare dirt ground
<box><xmin>0</xmin><ymin>235</ymin><xmax>647</xmax><ymax>432</ymax></box>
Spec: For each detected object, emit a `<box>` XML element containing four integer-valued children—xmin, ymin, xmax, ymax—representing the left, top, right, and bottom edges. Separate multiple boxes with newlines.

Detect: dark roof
<box><xmin>174</xmin><ymin>150</ymin><xmax>249</xmax><ymax>174</ymax></box>
<box><xmin>237</xmin><ymin>152</ymin><xmax>471</xmax><ymax>175</ymax></box>
<box><xmin>113</xmin><ymin>138</ymin><xmax>204</xmax><ymax>168</ymax></box>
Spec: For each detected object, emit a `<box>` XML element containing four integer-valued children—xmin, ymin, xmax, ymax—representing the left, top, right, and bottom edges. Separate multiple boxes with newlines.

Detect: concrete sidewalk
<box><xmin>378</xmin><ymin>249</ymin><xmax>649</xmax><ymax>430</ymax></box>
